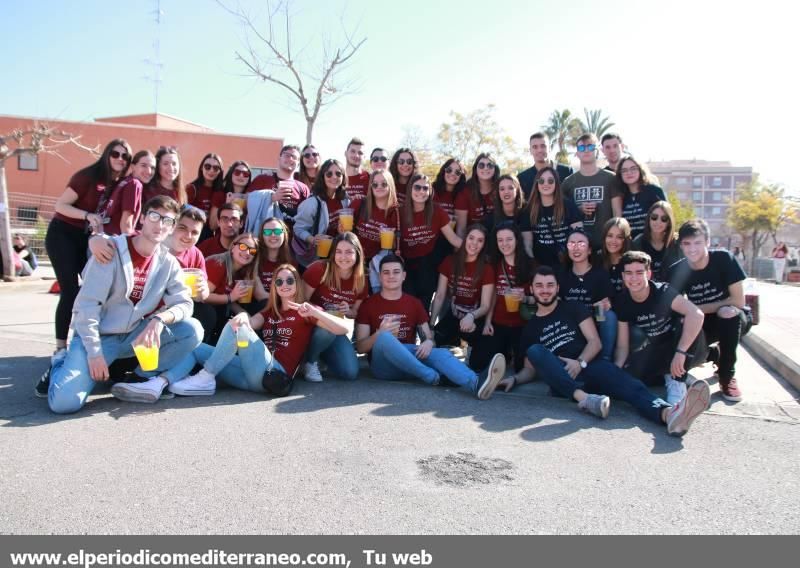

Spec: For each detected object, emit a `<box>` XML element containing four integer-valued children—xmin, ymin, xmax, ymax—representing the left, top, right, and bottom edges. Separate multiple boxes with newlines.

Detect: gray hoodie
<box><xmin>72</xmin><ymin>234</ymin><xmax>192</xmax><ymax>358</ymax></box>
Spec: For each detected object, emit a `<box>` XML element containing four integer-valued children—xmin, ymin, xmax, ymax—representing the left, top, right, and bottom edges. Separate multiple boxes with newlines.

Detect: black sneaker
<box><xmin>34</xmin><ymin>367</ymin><xmax>51</xmax><ymax>398</ymax></box>
<box><xmin>476</xmin><ymin>353</ymin><xmax>506</xmax><ymax>400</ymax></box>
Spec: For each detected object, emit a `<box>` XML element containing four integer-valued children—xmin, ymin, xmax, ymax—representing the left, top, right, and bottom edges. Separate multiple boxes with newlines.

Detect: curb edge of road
<box><xmin>742</xmin><ymin>331</ymin><xmax>800</xmax><ymax>393</ymax></box>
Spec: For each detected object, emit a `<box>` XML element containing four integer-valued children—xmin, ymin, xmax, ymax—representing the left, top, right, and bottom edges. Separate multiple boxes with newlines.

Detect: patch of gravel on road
<box><xmin>417</xmin><ymin>452</ymin><xmax>514</xmax><ymax>486</ymax></box>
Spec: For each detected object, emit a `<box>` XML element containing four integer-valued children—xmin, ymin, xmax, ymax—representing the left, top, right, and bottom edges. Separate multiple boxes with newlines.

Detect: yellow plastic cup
<box><xmin>316</xmin><ymin>235</ymin><xmax>333</xmax><ymax>258</ymax></box>
<box><xmin>339</xmin><ymin>208</ymin><xmax>354</xmax><ymax>232</ymax></box>
<box><xmin>182</xmin><ymin>268</ymin><xmax>203</xmax><ymax>298</ymax></box>
<box><xmin>133</xmin><ymin>344</ymin><xmax>159</xmax><ymax>372</ymax></box>
<box><xmin>504</xmin><ymin>289</ymin><xmax>522</xmax><ymax>313</ymax></box>
<box><xmin>236</xmin><ymin>280</ymin><xmax>254</xmax><ymax>303</ymax></box>
<box><xmin>380</xmin><ymin>228</ymin><xmax>395</xmax><ymax>250</ymax></box>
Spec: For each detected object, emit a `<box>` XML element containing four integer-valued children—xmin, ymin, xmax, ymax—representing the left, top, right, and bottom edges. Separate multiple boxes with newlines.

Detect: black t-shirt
<box><xmin>614</xmin><ymin>281</ymin><xmax>680</xmax><ymax>345</ymax></box>
<box><xmin>631</xmin><ymin>235</ymin><xmax>682</xmax><ymax>283</ymax></box>
<box><xmin>520</xmin><ymin>301</ymin><xmax>591</xmax><ymax>360</ymax></box>
<box><xmin>518</xmin><ymin>163</ymin><xmax>574</xmax><ymax>200</ymax></box>
<box><xmin>608</xmin><ymin>262</ymin><xmax>624</xmax><ymax>297</ymax></box>
<box><xmin>520</xmin><ymin>198</ymin><xmax>582</xmax><ymax>267</ymax></box>
<box><xmin>667</xmin><ymin>250</ymin><xmax>746</xmax><ymax>306</ymax></box>
<box><xmin>558</xmin><ymin>266</ymin><xmax>613</xmax><ymax>309</ymax></box>
<box><xmin>622</xmin><ymin>185</ymin><xmax>666</xmax><ymax>239</ymax></box>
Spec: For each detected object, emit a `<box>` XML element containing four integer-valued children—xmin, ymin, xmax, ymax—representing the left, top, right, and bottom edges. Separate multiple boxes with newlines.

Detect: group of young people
<box><xmin>38</xmin><ymin>132</ymin><xmax>752</xmax><ymax>440</ymax></box>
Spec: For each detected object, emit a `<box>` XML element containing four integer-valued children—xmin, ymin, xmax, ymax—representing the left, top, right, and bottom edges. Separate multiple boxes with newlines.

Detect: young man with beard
<box><xmin>345</xmin><ymin>137</ymin><xmax>370</xmax><ymax>201</ymax></box>
<box><xmin>517</xmin><ymin>132</ymin><xmax>574</xmax><ymax>200</ymax></box>
<box><xmin>499</xmin><ymin>266</ymin><xmax>710</xmax><ymax>437</ymax></box>
<box><xmin>198</xmin><ymin>203</ymin><xmax>243</xmax><ymax>257</ymax></box>
<box><xmin>601</xmin><ymin>133</ymin><xmax>626</xmax><ymax>173</ymax></box>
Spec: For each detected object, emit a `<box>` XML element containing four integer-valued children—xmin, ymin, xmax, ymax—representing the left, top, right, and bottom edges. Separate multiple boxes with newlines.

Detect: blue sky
<box><xmin>2</xmin><ymin>0</ymin><xmax>796</xmax><ymax>193</ymax></box>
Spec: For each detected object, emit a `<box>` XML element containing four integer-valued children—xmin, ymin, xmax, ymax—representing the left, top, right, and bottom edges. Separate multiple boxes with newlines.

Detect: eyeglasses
<box><xmin>281</xmin><ymin>152</ymin><xmax>299</xmax><ymax>159</ymax></box>
<box><xmin>576</xmin><ymin>144</ymin><xmax>596</xmax><ymax>152</ymax></box>
<box><xmin>303</xmin><ymin>152</ymin><xmax>320</xmax><ymax>159</ymax></box>
<box><xmin>566</xmin><ymin>241</ymin><xmax>589</xmax><ymax>249</ymax></box>
<box><xmin>537</xmin><ymin>177</ymin><xmax>556</xmax><ymax>185</ymax></box>
<box><xmin>371</xmin><ymin>181</ymin><xmax>389</xmax><ymax>189</ymax></box>
<box><xmin>477</xmin><ymin>161</ymin><xmax>496</xmax><ymax>170</ymax></box>
<box><xmin>371</xmin><ymin>156</ymin><xmax>388</xmax><ymax>163</ymax></box>
<box><xmin>233</xmin><ymin>169</ymin><xmax>250</xmax><ymax>178</ymax></box>
<box><xmin>262</xmin><ymin>228</ymin><xmax>285</xmax><ymax>236</ymax></box>
<box><xmin>203</xmin><ymin>163</ymin><xmax>221</xmax><ymax>172</ymax></box>
<box><xmin>274</xmin><ymin>277</ymin><xmax>296</xmax><ymax>286</ymax></box>
<box><xmin>445</xmin><ymin>167</ymin><xmax>463</xmax><ymax>176</ymax></box>
<box><xmin>412</xmin><ymin>184</ymin><xmax>431</xmax><ymax>192</ymax></box>
<box><xmin>219</xmin><ymin>215</ymin><xmax>240</xmax><ymax>224</ymax></box>
<box><xmin>325</xmin><ymin>170</ymin><xmax>344</xmax><ymax>178</ymax></box>
<box><xmin>396</xmin><ymin>158</ymin><xmax>415</xmax><ymax>166</ymax></box>
<box><xmin>650</xmin><ymin>214</ymin><xmax>670</xmax><ymax>223</ymax></box>
<box><xmin>110</xmin><ymin>150</ymin><xmax>131</xmax><ymax>161</ymax></box>
<box><xmin>620</xmin><ymin>166</ymin><xmax>640</xmax><ymax>175</ymax></box>
<box><xmin>236</xmin><ymin>242</ymin><xmax>258</xmax><ymax>256</ymax></box>
<box><xmin>145</xmin><ymin>210</ymin><xmax>176</xmax><ymax>227</ymax></box>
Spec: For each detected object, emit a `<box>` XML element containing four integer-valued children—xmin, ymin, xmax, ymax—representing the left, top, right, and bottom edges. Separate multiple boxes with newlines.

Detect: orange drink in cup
<box><xmin>380</xmin><ymin>228</ymin><xmax>395</xmax><ymax>250</ymax></box>
<box><xmin>504</xmin><ymin>288</ymin><xmax>522</xmax><ymax>313</ymax></box>
<box><xmin>230</xmin><ymin>193</ymin><xmax>246</xmax><ymax>210</ymax></box>
<box><xmin>339</xmin><ymin>208</ymin><xmax>354</xmax><ymax>232</ymax></box>
<box><xmin>182</xmin><ymin>268</ymin><xmax>203</xmax><ymax>298</ymax></box>
<box><xmin>236</xmin><ymin>280</ymin><xmax>254</xmax><ymax>303</ymax></box>
<box><xmin>133</xmin><ymin>344</ymin><xmax>159</xmax><ymax>372</ymax></box>
<box><xmin>316</xmin><ymin>235</ymin><xmax>333</xmax><ymax>258</ymax></box>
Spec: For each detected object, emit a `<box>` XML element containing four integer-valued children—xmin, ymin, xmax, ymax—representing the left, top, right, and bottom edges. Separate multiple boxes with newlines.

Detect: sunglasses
<box><xmin>577</xmin><ymin>144</ymin><xmax>596</xmax><ymax>152</ymax></box>
<box><xmin>303</xmin><ymin>152</ymin><xmax>320</xmax><ymax>159</ymax></box>
<box><xmin>275</xmin><ymin>277</ymin><xmax>296</xmax><ymax>287</ymax></box>
<box><xmin>566</xmin><ymin>241</ymin><xmax>588</xmax><ymax>249</ymax></box>
<box><xmin>236</xmin><ymin>242</ymin><xmax>258</xmax><ymax>256</ymax></box>
<box><xmin>325</xmin><ymin>170</ymin><xmax>344</xmax><ymax>178</ymax></box>
<box><xmin>110</xmin><ymin>150</ymin><xmax>131</xmax><ymax>161</ymax></box>
<box><xmin>371</xmin><ymin>156</ymin><xmax>388</xmax><ymax>163</ymax></box>
<box><xmin>650</xmin><ymin>214</ymin><xmax>670</xmax><ymax>223</ymax></box>
<box><xmin>537</xmin><ymin>177</ymin><xmax>556</xmax><ymax>185</ymax></box>
<box><xmin>477</xmin><ymin>162</ymin><xmax>496</xmax><ymax>170</ymax></box>
<box><xmin>412</xmin><ymin>184</ymin><xmax>431</xmax><ymax>192</ymax></box>
<box><xmin>396</xmin><ymin>158</ymin><xmax>415</xmax><ymax>166</ymax></box>
<box><xmin>145</xmin><ymin>210</ymin><xmax>176</xmax><ymax>227</ymax></box>
<box><xmin>203</xmin><ymin>163</ymin><xmax>221</xmax><ymax>172</ymax></box>
<box><xmin>445</xmin><ymin>167</ymin><xmax>463</xmax><ymax>176</ymax></box>
<box><xmin>371</xmin><ymin>181</ymin><xmax>389</xmax><ymax>189</ymax></box>
<box><xmin>262</xmin><ymin>228</ymin><xmax>285</xmax><ymax>236</ymax></box>
<box><xmin>233</xmin><ymin>169</ymin><xmax>250</xmax><ymax>178</ymax></box>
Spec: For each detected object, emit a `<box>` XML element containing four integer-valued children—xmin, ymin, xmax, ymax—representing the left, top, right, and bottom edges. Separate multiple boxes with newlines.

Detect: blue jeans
<box><xmin>596</xmin><ymin>309</ymin><xmax>618</xmax><ymax>361</ymax></box>
<box><xmin>306</xmin><ymin>327</ymin><xmax>360</xmax><ymax>381</ymax></box>
<box><xmin>369</xmin><ymin>332</ymin><xmax>478</xmax><ymax>392</ymax></box>
<box><xmin>525</xmin><ymin>344</ymin><xmax>668</xmax><ymax>424</ymax></box>
<box><xmin>169</xmin><ymin>322</ymin><xmax>287</xmax><ymax>393</ymax></box>
<box><xmin>48</xmin><ymin>318</ymin><xmax>203</xmax><ymax>414</ymax></box>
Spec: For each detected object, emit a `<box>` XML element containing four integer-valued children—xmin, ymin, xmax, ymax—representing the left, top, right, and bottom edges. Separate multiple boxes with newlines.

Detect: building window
<box><xmin>18</xmin><ymin>153</ymin><xmax>38</xmax><ymax>171</ymax></box>
<box><xmin>692</xmin><ymin>177</ymin><xmax>703</xmax><ymax>188</ymax></box>
<box><xmin>675</xmin><ymin>177</ymin><xmax>689</xmax><ymax>186</ymax></box>
<box><xmin>17</xmin><ymin>206</ymin><xmax>39</xmax><ymax>223</ymax></box>
<box><xmin>712</xmin><ymin>177</ymin><xmax>722</xmax><ymax>187</ymax></box>
<box><xmin>713</xmin><ymin>192</ymin><xmax>722</xmax><ymax>201</ymax></box>
<box><xmin>692</xmin><ymin>191</ymin><xmax>703</xmax><ymax>203</ymax></box>
<box><xmin>712</xmin><ymin>207</ymin><xmax>722</xmax><ymax>216</ymax></box>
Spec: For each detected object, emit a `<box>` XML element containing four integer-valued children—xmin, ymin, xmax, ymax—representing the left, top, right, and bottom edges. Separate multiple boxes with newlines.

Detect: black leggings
<box><xmin>45</xmin><ymin>218</ymin><xmax>89</xmax><ymax>342</ymax></box>
<box><xmin>473</xmin><ymin>324</ymin><xmax>525</xmax><ymax>372</ymax></box>
<box><xmin>433</xmin><ymin>309</ymin><xmax>487</xmax><ymax>370</ymax></box>
<box><xmin>403</xmin><ymin>255</ymin><xmax>439</xmax><ymax>312</ymax></box>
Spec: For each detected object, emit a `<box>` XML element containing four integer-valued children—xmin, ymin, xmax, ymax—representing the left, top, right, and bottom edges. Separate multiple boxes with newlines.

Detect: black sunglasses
<box><xmin>303</xmin><ymin>152</ymin><xmax>320</xmax><ymax>159</ymax></box>
<box><xmin>371</xmin><ymin>156</ymin><xmax>388</xmax><ymax>163</ymax></box>
<box><xmin>650</xmin><ymin>214</ymin><xmax>670</xmax><ymax>223</ymax></box>
<box><xmin>275</xmin><ymin>277</ymin><xmax>296</xmax><ymax>287</ymax></box>
<box><xmin>325</xmin><ymin>171</ymin><xmax>344</xmax><ymax>178</ymax></box>
<box><xmin>203</xmin><ymin>163</ymin><xmax>221</xmax><ymax>172</ymax></box>
<box><xmin>110</xmin><ymin>150</ymin><xmax>131</xmax><ymax>161</ymax></box>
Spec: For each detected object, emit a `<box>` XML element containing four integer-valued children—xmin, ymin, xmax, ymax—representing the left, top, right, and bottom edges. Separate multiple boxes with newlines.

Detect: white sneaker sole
<box><xmin>668</xmin><ymin>381</ymin><xmax>710</xmax><ymax>437</ymax></box>
<box><xmin>478</xmin><ymin>354</ymin><xmax>506</xmax><ymax>400</ymax></box>
<box><xmin>304</xmin><ymin>376</ymin><xmax>323</xmax><ymax>383</ymax></box>
<box><xmin>168</xmin><ymin>385</ymin><xmax>216</xmax><ymax>396</ymax></box>
<box><xmin>110</xmin><ymin>383</ymin><xmax>163</xmax><ymax>404</ymax></box>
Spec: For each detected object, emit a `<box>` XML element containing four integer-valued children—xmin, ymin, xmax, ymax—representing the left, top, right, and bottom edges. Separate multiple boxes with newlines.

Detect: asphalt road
<box><xmin>1</xmin><ymin>282</ymin><xmax>798</xmax><ymax>534</ymax></box>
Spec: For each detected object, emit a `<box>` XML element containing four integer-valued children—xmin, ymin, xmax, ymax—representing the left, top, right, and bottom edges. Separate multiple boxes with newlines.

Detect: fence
<box><xmin>7</xmin><ymin>192</ymin><xmax>57</xmax><ymax>261</ymax></box>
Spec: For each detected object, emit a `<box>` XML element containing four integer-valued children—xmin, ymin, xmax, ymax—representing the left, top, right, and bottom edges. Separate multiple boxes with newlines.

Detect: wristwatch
<box><xmin>578</xmin><ymin>358</ymin><xmax>588</xmax><ymax>369</ymax></box>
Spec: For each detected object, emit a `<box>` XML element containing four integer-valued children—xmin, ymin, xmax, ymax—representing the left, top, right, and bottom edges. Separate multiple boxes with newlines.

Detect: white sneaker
<box><xmin>169</xmin><ymin>369</ymin><xmax>216</xmax><ymax>396</ymax></box>
<box><xmin>304</xmin><ymin>361</ymin><xmax>323</xmax><ymax>382</ymax></box>
<box><xmin>665</xmin><ymin>375</ymin><xmax>687</xmax><ymax>406</ymax></box>
<box><xmin>111</xmin><ymin>376</ymin><xmax>168</xmax><ymax>403</ymax></box>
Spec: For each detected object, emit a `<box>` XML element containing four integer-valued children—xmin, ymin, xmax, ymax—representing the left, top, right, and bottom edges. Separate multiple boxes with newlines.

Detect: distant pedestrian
<box><xmin>771</xmin><ymin>242</ymin><xmax>788</xmax><ymax>283</ymax></box>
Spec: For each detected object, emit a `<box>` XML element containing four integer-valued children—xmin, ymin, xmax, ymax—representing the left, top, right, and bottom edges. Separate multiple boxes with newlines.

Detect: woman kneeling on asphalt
<box><xmin>168</xmin><ymin>264</ymin><xmax>349</xmax><ymax>396</ymax></box>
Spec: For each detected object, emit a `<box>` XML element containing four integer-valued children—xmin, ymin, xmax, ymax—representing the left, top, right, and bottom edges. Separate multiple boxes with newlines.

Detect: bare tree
<box><xmin>219</xmin><ymin>0</ymin><xmax>366</xmax><ymax>145</ymax></box>
<box><xmin>0</xmin><ymin>124</ymin><xmax>99</xmax><ymax>280</ymax></box>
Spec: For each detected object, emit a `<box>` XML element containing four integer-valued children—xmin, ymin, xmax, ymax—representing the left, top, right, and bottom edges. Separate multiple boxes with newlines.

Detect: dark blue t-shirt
<box><xmin>518</xmin><ymin>163</ymin><xmax>574</xmax><ymax>200</ymax></box>
<box><xmin>667</xmin><ymin>250</ymin><xmax>746</xmax><ymax>306</ymax></box>
<box><xmin>558</xmin><ymin>265</ymin><xmax>613</xmax><ymax>309</ymax></box>
<box><xmin>520</xmin><ymin>300</ymin><xmax>591</xmax><ymax>360</ymax></box>
<box><xmin>520</xmin><ymin>198</ymin><xmax>582</xmax><ymax>267</ymax></box>
<box><xmin>622</xmin><ymin>184</ymin><xmax>666</xmax><ymax>239</ymax></box>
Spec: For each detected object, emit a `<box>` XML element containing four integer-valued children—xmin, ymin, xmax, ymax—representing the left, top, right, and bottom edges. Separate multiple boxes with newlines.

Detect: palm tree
<box><xmin>543</xmin><ymin>109</ymin><xmax>582</xmax><ymax>165</ymax></box>
<box><xmin>580</xmin><ymin>108</ymin><xmax>615</xmax><ymax>140</ymax></box>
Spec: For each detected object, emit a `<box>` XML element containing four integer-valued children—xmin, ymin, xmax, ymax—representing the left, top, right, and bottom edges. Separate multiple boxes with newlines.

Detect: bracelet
<box><xmin>676</xmin><ymin>348</ymin><xmax>689</xmax><ymax>356</ymax></box>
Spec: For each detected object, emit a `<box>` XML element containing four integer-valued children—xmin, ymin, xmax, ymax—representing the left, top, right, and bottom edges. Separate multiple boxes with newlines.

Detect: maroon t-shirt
<box><xmin>356</xmin><ymin>293</ymin><xmax>429</xmax><ymax>344</ymax></box>
<box><xmin>173</xmin><ymin>246</ymin><xmax>207</xmax><ymax>276</ymax></box>
<box><xmin>324</xmin><ymin>195</ymin><xmax>361</xmax><ymax>237</ymax></box>
<box><xmin>258</xmin><ymin>258</ymin><xmax>282</xmax><ymax>296</ymax></box>
<box><xmin>347</xmin><ymin>171</ymin><xmax>370</xmax><ymax>201</ymax></box>
<box><xmin>197</xmin><ymin>235</ymin><xmax>228</xmax><ymax>258</ymax></box>
<box><xmin>259</xmin><ymin>307</ymin><xmax>316</xmax><ymax>377</ymax></box>
<box><xmin>187</xmin><ymin>183</ymin><xmax>214</xmax><ymax>216</ymax></box>
<box><xmin>355</xmin><ymin>205</ymin><xmax>400</xmax><ymax>261</ymax></box>
<box><xmin>492</xmin><ymin>260</ymin><xmax>532</xmax><ymax>328</ymax></box>
<box><xmin>54</xmin><ymin>171</ymin><xmax>108</xmax><ymax>229</ymax></box>
<box><xmin>249</xmin><ymin>173</ymin><xmax>310</xmax><ymax>214</ymax></box>
<box><xmin>210</xmin><ymin>190</ymin><xmax>227</xmax><ymax>209</ymax></box>
<box><xmin>454</xmin><ymin>189</ymin><xmax>495</xmax><ymax>225</ymax></box>
<box><xmin>437</xmin><ymin>256</ymin><xmax>495</xmax><ymax>309</ymax></box>
<box><xmin>205</xmin><ymin>256</ymin><xmax>247</xmax><ymax>294</ymax></box>
<box><xmin>102</xmin><ymin>175</ymin><xmax>142</xmax><ymax>236</ymax></box>
<box><xmin>395</xmin><ymin>180</ymin><xmax>409</xmax><ymax>207</ymax></box>
<box><xmin>142</xmin><ymin>182</ymin><xmax>179</xmax><ymax>205</ymax></box>
<box><xmin>303</xmin><ymin>260</ymin><xmax>369</xmax><ymax>312</ymax></box>
<box><xmin>433</xmin><ymin>190</ymin><xmax>458</xmax><ymax>224</ymax></box>
<box><xmin>127</xmin><ymin>237</ymin><xmax>156</xmax><ymax>305</ymax></box>
<box><xmin>401</xmin><ymin>206</ymin><xmax>450</xmax><ymax>259</ymax></box>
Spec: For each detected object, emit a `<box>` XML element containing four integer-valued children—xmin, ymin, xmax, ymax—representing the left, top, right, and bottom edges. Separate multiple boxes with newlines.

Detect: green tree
<box><xmin>667</xmin><ymin>191</ymin><xmax>696</xmax><ymax>229</ymax></box>
<box><xmin>579</xmin><ymin>108</ymin><xmax>615</xmax><ymax>139</ymax></box>
<box><xmin>543</xmin><ymin>109</ymin><xmax>582</xmax><ymax>165</ymax></box>
<box><xmin>436</xmin><ymin>104</ymin><xmax>526</xmax><ymax>172</ymax></box>
<box><xmin>727</xmin><ymin>177</ymin><xmax>795</xmax><ymax>272</ymax></box>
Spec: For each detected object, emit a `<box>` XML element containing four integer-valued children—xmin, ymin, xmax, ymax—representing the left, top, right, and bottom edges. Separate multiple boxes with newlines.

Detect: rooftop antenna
<box><xmin>143</xmin><ymin>0</ymin><xmax>164</xmax><ymax>114</ymax></box>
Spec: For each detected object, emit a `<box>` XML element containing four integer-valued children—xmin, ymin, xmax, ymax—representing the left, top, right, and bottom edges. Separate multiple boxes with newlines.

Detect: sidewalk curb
<box><xmin>742</xmin><ymin>331</ymin><xmax>800</xmax><ymax>393</ymax></box>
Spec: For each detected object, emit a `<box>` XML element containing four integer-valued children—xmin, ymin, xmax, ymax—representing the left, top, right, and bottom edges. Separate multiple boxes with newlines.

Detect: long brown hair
<box><xmin>360</xmin><ymin>169</ymin><xmax>399</xmax><ymax>221</ymax></box>
<box><xmin>153</xmin><ymin>146</ymin><xmax>187</xmax><ymax>205</ymax></box>
<box><xmin>452</xmin><ymin>223</ymin><xmax>489</xmax><ymax>291</ymax></box>
<box><xmin>643</xmin><ymin>200</ymin><xmax>676</xmax><ymax>248</ymax></box>
<box><xmin>321</xmin><ymin>232</ymin><xmax>366</xmax><ymax>296</ymax></box>
<box><xmin>528</xmin><ymin>166</ymin><xmax>565</xmax><ymax>227</ymax></box>
<box><xmin>267</xmin><ymin>263</ymin><xmax>305</xmax><ymax>319</ymax></box>
<box><xmin>466</xmin><ymin>152</ymin><xmax>500</xmax><ymax>206</ymax></box>
<box><xmin>403</xmin><ymin>173</ymin><xmax>434</xmax><ymax>227</ymax></box>
<box><xmin>493</xmin><ymin>174</ymin><xmax>525</xmax><ymax>223</ymax></box>
<box><xmin>258</xmin><ymin>217</ymin><xmax>292</xmax><ymax>266</ymax></box>
<box><xmin>598</xmin><ymin>217</ymin><xmax>632</xmax><ymax>270</ymax></box>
